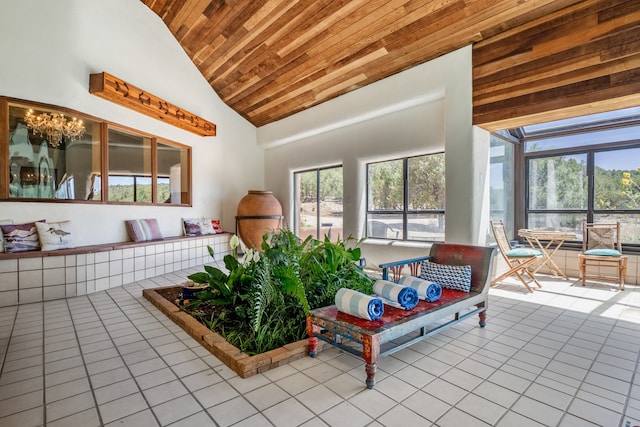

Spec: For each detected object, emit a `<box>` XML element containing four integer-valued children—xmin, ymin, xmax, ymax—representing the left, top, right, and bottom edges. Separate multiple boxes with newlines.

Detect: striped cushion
<box><xmin>373</xmin><ymin>279</ymin><xmax>419</xmax><ymax>310</ymax></box>
<box><xmin>125</xmin><ymin>219</ymin><xmax>164</xmax><ymax>242</ymax></box>
<box><xmin>398</xmin><ymin>275</ymin><xmax>442</xmax><ymax>302</ymax></box>
<box><xmin>334</xmin><ymin>288</ymin><xmax>384</xmax><ymax>320</ymax></box>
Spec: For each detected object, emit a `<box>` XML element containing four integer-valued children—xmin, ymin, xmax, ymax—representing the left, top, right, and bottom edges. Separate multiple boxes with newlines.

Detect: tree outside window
<box><xmin>294</xmin><ymin>166</ymin><xmax>343</xmax><ymax>241</ymax></box>
<box><xmin>593</xmin><ymin>148</ymin><xmax>640</xmax><ymax>244</ymax></box>
<box><xmin>526</xmin><ymin>146</ymin><xmax>640</xmax><ymax>244</ymax></box>
<box><xmin>367</xmin><ymin>153</ymin><xmax>445</xmax><ymax>241</ymax></box>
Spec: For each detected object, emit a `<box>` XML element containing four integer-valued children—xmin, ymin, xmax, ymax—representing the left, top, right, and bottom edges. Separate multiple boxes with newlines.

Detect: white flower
<box><xmin>252</xmin><ymin>250</ymin><xmax>260</xmax><ymax>262</ymax></box>
<box><xmin>242</xmin><ymin>249</ymin><xmax>252</xmax><ymax>265</ymax></box>
<box><xmin>230</xmin><ymin>235</ymin><xmax>239</xmax><ymax>250</ymax></box>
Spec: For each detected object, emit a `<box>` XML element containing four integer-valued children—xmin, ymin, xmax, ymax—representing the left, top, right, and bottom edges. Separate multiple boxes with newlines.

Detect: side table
<box><xmin>518</xmin><ymin>229</ymin><xmax>576</xmax><ymax>279</ymax></box>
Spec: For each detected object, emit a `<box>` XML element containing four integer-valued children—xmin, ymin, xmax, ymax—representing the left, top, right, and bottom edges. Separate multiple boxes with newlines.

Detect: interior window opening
<box><xmin>8</xmin><ymin>103</ymin><xmax>101</xmax><ymax>201</ymax></box>
<box><xmin>3</xmin><ymin>98</ymin><xmax>192</xmax><ymax>206</ymax></box>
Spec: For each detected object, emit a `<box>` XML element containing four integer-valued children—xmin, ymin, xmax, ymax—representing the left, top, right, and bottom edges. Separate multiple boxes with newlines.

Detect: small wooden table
<box><xmin>518</xmin><ymin>229</ymin><xmax>576</xmax><ymax>279</ymax></box>
<box><xmin>306</xmin><ymin>289</ymin><xmax>487</xmax><ymax>389</ymax></box>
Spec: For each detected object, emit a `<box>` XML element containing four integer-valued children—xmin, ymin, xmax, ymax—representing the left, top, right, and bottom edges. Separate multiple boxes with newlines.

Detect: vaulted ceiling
<box><xmin>141</xmin><ymin>0</ymin><xmax>635</xmax><ymax>128</ymax></box>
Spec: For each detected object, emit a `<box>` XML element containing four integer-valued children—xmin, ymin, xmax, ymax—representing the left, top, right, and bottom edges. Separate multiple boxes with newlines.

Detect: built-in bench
<box><xmin>307</xmin><ymin>243</ymin><xmax>496</xmax><ymax>389</ymax></box>
<box><xmin>0</xmin><ymin>233</ymin><xmax>232</xmax><ymax>307</ymax></box>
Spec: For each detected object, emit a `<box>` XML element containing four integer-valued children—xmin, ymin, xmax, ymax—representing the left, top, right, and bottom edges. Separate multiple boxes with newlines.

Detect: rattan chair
<box><xmin>490</xmin><ymin>220</ymin><xmax>543</xmax><ymax>292</ymax></box>
<box><xmin>578</xmin><ymin>222</ymin><xmax>627</xmax><ymax>290</ymax></box>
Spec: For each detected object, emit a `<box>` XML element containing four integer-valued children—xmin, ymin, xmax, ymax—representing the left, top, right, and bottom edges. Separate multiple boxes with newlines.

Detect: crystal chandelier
<box><xmin>24</xmin><ymin>109</ymin><xmax>85</xmax><ymax>147</ymax></box>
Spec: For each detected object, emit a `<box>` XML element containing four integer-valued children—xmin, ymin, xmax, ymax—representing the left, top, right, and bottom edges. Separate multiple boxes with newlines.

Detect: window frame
<box><xmin>489</xmin><ymin>133</ymin><xmax>517</xmax><ymax>241</ymax></box>
<box><xmin>1</xmin><ymin>96</ymin><xmax>192</xmax><ymax>206</ymax></box>
<box><xmin>518</xmin><ymin>129</ymin><xmax>640</xmax><ymax>250</ymax></box>
<box><xmin>366</xmin><ymin>152</ymin><xmax>445</xmax><ymax>242</ymax></box>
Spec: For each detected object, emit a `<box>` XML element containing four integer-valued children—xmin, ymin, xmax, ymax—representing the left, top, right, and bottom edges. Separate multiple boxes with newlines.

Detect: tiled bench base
<box><xmin>0</xmin><ymin>234</ymin><xmax>232</xmax><ymax>307</ymax></box>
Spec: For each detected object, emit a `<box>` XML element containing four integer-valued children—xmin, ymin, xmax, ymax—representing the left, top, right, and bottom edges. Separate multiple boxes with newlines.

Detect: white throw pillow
<box><xmin>36</xmin><ymin>220</ymin><xmax>74</xmax><ymax>251</ymax></box>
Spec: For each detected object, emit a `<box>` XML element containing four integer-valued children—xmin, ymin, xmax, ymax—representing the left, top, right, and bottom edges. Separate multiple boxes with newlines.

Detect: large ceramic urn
<box><xmin>236</xmin><ymin>190</ymin><xmax>283</xmax><ymax>250</ymax></box>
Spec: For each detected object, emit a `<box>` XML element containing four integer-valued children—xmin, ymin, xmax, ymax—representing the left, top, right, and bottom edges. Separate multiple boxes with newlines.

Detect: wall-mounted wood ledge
<box><xmin>89</xmin><ymin>72</ymin><xmax>216</xmax><ymax>136</ymax></box>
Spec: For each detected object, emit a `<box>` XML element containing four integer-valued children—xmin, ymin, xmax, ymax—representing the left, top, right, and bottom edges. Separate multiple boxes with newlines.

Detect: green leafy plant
<box><xmin>184</xmin><ymin>229</ymin><xmax>372</xmax><ymax>355</ymax></box>
<box><xmin>300</xmin><ymin>235</ymin><xmax>373</xmax><ymax>308</ymax></box>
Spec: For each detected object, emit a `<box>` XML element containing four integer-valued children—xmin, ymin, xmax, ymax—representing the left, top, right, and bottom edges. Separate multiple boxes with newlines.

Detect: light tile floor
<box><xmin>1</xmin><ymin>263</ymin><xmax>639</xmax><ymax>427</ymax></box>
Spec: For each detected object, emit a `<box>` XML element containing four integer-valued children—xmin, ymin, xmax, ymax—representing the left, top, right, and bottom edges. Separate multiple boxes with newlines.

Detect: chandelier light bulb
<box><xmin>24</xmin><ymin>109</ymin><xmax>86</xmax><ymax>147</ymax></box>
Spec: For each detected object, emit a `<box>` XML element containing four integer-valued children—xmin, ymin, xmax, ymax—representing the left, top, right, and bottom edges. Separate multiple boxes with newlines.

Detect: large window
<box><xmin>294</xmin><ymin>166</ymin><xmax>343</xmax><ymax>241</ymax></box>
<box><xmin>367</xmin><ymin>153</ymin><xmax>445</xmax><ymax>241</ymax></box>
<box><xmin>521</xmin><ymin>107</ymin><xmax>640</xmax><ymax>245</ymax></box>
<box><xmin>2</xmin><ymin>98</ymin><xmax>191</xmax><ymax>205</ymax></box>
<box><xmin>526</xmin><ymin>153</ymin><xmax>587</xmax><ymax>232</ymax></box>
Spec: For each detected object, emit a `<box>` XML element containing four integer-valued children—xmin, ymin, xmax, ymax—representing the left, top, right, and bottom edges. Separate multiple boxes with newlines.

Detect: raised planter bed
<box><xmin>143</xmin><ymin>285</ymin><xmax>325</xmax><ymax>378</ymax></box>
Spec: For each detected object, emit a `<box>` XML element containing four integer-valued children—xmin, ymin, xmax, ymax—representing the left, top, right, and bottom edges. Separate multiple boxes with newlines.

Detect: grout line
<box><xmin>616</xmin><ymin>315</ymin><xmax>640</xmax><ymax>427</ymax></box>
<box><xmin>133</xmin><ymin>261</ymin><xmax>359</xmax><ymax>426</ymax></box>
<box><xmin>53</xmin><ymin>296</ymin><xmax>105</xmax><ymax>426</ymax></box>
<box><xmin>0</xmin><ymin>274</ymin><xmax>639</xmax><ymax>426</ymax></box>
<box><xmin>0</xmin><ymin>305</ymin><xmax>19</xmax><ymax>379</ymax></box>
<box><xmin>460</xmin><ymin>299</ymin><xmax>570</xmax><ymax>426</ymax></box>
<box><xmin>490</xmin><ymin>282</ymin><xmax>636</xmax><ymax>426</ymax></box>
<box><xmin>40</xmin><ymin>302</ymin><xmax>46</xmax><ymax>426</ymax></box>
<box><xmin>100</xmin><ymin>272</ymin><xmax>222</xmax><ymax>426</ymax></box>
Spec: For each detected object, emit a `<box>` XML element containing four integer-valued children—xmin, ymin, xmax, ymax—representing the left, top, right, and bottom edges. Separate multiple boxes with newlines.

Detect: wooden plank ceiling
<box><xmin>142</xmin><ymin>0</ymin><xmax>613</xmax><ymax>128</ymax></box>
<box><xmin>473</xmin><ymin>0</ymin><xmax>640</xmax><ymax>131</ymax></box>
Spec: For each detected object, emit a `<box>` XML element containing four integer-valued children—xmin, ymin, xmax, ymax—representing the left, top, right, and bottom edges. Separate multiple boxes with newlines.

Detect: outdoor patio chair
<box><xmin>490</xmin><ymin>220</ymin><xmax>543</xmax><ymax>292</ymax></box>
<box><xmin>578</xmin><ymin>222</ymin><xmax>627</xmax><ymax>290</ymax></box>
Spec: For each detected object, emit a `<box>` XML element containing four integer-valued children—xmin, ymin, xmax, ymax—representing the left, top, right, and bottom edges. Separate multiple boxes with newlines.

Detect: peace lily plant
<box><xmin>185</xmin><ymin>229</ymin><xmax>373</xmax><ymax>355</ymax></box>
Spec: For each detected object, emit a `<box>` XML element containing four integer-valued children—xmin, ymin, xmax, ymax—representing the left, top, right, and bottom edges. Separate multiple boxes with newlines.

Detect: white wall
<box><xmin>0</xmin><ymin>0</ymin><xmax>263</xmax><ymax>245</ymax></box>
<box><xmin>261</xmin><ymin>46</ymin><xmax>491</xmax><ymax>267</ymax></box>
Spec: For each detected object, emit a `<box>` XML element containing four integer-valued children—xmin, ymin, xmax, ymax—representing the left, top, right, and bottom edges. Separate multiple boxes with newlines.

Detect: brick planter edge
<box><xmin>142</xmin><ymin>286</ymin><xmax>325</xmax><ymax>378</ymax></box>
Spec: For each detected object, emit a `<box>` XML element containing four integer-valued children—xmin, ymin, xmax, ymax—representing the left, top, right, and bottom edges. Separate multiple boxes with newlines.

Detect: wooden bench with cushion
<box><xmin>306</xmin><ymin>243</ymin><xmax>496</xmax><ymax>389</ymax></box>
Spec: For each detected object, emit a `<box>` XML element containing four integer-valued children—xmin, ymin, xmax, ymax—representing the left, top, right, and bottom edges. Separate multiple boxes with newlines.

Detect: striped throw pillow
<box><xmin>125</xmin><ymin>219</ymin><xmax>164</xmax><ymax>242</ymax></box>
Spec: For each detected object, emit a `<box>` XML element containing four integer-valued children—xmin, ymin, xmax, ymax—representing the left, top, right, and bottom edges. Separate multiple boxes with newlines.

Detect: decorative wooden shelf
<box><xmin>89</xmin><ymin>72</ymin><xmax>216</xmax><ymax>137</ymax></box>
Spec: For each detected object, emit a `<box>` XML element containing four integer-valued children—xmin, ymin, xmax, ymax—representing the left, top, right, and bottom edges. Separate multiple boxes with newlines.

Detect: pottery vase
<box><xmin>236</xmin><ymin>190</ymin><xmax>282</xmax><ymax>250</ymax></box>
